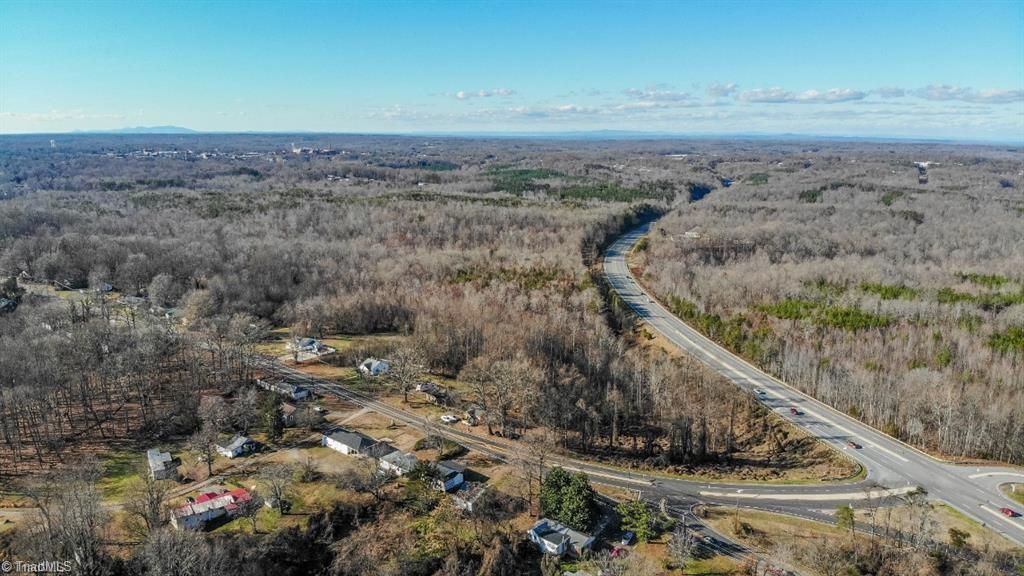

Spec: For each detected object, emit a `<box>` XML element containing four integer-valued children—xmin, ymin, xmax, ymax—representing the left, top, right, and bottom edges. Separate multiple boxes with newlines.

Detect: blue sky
<box><xmin>1</xmin><ymin>1</ymin><xmax>1022</xmax><ymax>140</ymax></box>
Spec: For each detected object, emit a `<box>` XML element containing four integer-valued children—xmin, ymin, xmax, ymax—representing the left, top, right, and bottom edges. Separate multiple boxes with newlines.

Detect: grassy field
<box><xmin>1002</xmin><ymin>483</ymin><xmax>1024</xmax><ymax>506</ymax></box>
<box><xmin>703</xmin><ymin>500</ymin><xmax>1020</xmax><ymax>575</ymax></box>
<box><xmin>683</xmin><ymin>555</ymin><xmax>743</xmax><ymax>575</ymax></box>
<box><xmin>98</xmin><ymin>449</ymin><xmax>144</xmax><ymax>500</ymax></box>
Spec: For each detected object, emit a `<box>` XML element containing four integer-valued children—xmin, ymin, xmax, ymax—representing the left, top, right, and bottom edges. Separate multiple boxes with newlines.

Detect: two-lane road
<box><xmin>604</xmin><ymin>221</ymin><xmax>1024</xmax><ymax>547</ymax></box>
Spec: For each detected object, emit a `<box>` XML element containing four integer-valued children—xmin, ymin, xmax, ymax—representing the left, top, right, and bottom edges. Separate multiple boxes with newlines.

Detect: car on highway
<box><xmin>847</xmin><ymin>440</ymin><xmax>862</xmax><ymax>449</ymax></box>
<box><xmin>789</xmin><ymin>407</ymin><xmax>800</xmax><ymax>415</ymax></box>
<box><xmin>1000</xmin><ymin>507</ymin><xmax>1018</xmax><ymax>518</ymax></box>
<box><xmin>440</xmin><ymin>414</ymin><xmax>459</xmax><ymax>424</ymax></box>
<box><xmin>754</xmin><ymin>388</ymin><xmax>765</xmax><ymax>395</ymax></box>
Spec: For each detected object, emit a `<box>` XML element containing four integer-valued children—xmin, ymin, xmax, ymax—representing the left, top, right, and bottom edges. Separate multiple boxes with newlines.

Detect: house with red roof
<box><xmin>171</xmin><ymin>487</ymin><xmax>252</xmax><ymax>530</ymax></box>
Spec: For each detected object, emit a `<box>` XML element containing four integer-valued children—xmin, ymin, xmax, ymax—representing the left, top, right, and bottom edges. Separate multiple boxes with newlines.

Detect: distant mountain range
<box><xmin>71</xmin><ymin>125</ymin><xmax>198</xmax><ymax>134</ymax></box>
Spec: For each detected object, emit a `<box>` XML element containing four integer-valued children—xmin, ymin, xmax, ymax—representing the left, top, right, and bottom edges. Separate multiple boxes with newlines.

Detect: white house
<box><xmin>436</xmin><ymin>460</ymin><xmax>465</xmax><ymax>492</ymax></box>
<box><xmin>322</xmin><ymin>429</ymin><xmax>378</xmax><ymax>455</ymax></box>
<box><xmin>256</xmin><ymin>378</ymin><xmax>311</xmax><ymax>401</ymax></box>
<box><xmin>358</xmin><ymin>357</ymin><xmax>390</xmax><ymax>377</ymax></box>
<box><xmin>215</xmin><ymin>436</ymin><xmax>255</xmax><ymax>459</ymax></box>
<box><xmin>379</xmin><ymin>451</ymin><xmax>419</xmax><ymax>476</ymax></box>
<box><xmin>146</xmin><ymin>448</ymin><xmax>178</xmax><ymax>480</ymax></box>
<box><xmin>528</xmin><ymin>519</ymin><xmax>595</xmax><ymax>557</ymax></box>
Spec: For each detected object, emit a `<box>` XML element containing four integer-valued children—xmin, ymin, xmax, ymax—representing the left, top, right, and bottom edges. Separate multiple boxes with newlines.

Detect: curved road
<box><xmin>604</xmin><ymin>221</ymin><xmax>1024</xmax><ymax>547</ymax></box>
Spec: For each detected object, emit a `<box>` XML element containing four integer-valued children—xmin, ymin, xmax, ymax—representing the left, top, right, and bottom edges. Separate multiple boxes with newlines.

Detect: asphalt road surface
<box><xmin>604</xmin><ymin>221</ymin><xmax>1024</xmax><ymax>548</ymax></box>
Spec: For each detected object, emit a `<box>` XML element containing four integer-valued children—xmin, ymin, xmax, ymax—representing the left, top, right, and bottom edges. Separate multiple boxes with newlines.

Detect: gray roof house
<box><xmin>436</xmin><ymin>460</ymin><xmax>465</xmax><ymax>492</ymax></box>
<box><xmin>453</xmin><ymin>482</ymin><xmax>487</xmax><ymax>513</ymax></box>
<box><xmin>528</xmin><ymin>519</ymin><xmax>595</xmax><ymax>557</ymax></box>
<box><xmin>215</xmin><ymin>435</ymin><xmax>255</xmax><ymax>459</ymax></box>
<box><xmin>322</xmin><ymin>429</ymin><xmax>378</xmax><ymax>455</ymax></box>
<box><xmin>379</xmin><ymin>451</ymin><xmax>419</xmax><ymax>476</ymax></box>
<box><xmin>146</xmin><ymin>448</ymin><xmax>178</xmax><ymax>480</ymax></box>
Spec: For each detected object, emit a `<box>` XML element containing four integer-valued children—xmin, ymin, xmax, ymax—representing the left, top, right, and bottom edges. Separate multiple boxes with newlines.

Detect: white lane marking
<box><xmin>969</xmin><ymin>472</ymin><xmax>1024</xmax><ymax>480</ymax></box>
<box><xmin>980</xmin><ymin>506</ymin><xmax>1024</xmax><ymax>532</ymax></box>
<box><xmin>659</xmin><ymin>316</ymin><xmax>911</xmax><ymax>463</ymax></box>
<box><xmin>699</xmin><ymin>485</ymin><xmax>918</xmax><ymax>501</ymax></box>
<box><xmin>613</xmin><ymin>259</ymin><xmax>941</xmax><ymax>463</ymax></box>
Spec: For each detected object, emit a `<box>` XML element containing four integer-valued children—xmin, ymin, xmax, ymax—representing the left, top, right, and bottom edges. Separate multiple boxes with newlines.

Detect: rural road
<box><xmin>604</xmin><ymin>221</ymin><xmax>1024</xmax><ymax>548</ymax></box>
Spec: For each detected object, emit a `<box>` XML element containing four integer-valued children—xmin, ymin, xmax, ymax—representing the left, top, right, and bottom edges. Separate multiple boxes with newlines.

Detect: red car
<box><xmin>847</xmin><ymin>441</ymin><xmax>862</xmax><ymax>449</ymax></box>
<box><xmin>789</xmin><ymin>407</ymin><xmax>800</xmax><ymax>415</ymax></box>
<box><xmin>1000</xmin><ymin>507</ymin><xmax>1018</xmax><ymax>518</ymax></box>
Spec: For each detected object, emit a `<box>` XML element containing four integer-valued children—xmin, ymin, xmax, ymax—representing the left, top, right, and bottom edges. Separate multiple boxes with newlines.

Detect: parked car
<box><xmin>440</xmin><ymin>414</ymin><xmax>459</xmax><ymax>424</ymax></box>
<box><xmin>999</xmin><ymin>507</ymin><xmax>1018</xmax><ymax>517</ymax></box>
<box><xmin>847</xmin><ymin>441</ymin><xmax>862</xmax><ymax>449</ymax></box>
<box><xmin>620</xmin><ymin>531</ymin><xmax>635</xmax><ymax>545</ymax></box>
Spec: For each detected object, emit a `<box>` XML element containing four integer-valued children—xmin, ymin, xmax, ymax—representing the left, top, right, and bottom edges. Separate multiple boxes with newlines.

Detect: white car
<box><xmin>754</xmin><ymin>388</ymin><xmax>765</xmax><ymax>395</ymax></box>
<box><xmin>440</xmin><ymin>414</ymin><xmax>460</xmax><ymax>424</ymax></box>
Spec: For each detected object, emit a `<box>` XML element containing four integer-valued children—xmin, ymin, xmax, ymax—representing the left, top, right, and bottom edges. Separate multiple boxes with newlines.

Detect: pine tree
<box><xmin>539</xmin><ymin>467</ymin><xmax>571</xmax><ymax>518</ymax></box>
<box><xmin>617</xmin><ymin>499</ymin><xmax>654</xmax><ymax>542</ymax></box>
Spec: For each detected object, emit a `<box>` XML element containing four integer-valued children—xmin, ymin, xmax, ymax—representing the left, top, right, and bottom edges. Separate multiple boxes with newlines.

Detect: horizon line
<box><xmin>1</xmin><ymin>128</ymin><xmax>1021</xmax><ymax>147</ymax></box>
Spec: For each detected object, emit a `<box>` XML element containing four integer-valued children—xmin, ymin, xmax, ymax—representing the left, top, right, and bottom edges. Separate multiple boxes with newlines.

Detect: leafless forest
<box><xmin>1</xmin><ymin>135</ymin><xmax>1021</xmax><ymax>575</ymax></box>
<box><xmin>633</xmin><ymin>145</ymin><xmax>1024</xmax><ymax>464</ymax></box>
<box><xmin>0</xmin><ymin>134</ymin><xmax>776</xmax><ymax>479</ymax></box>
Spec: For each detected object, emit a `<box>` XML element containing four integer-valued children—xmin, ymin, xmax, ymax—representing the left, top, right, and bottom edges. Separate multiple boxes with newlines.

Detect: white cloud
<box><xmin>449</xmin><ymin>88</ymin><xmax>515</xmax><ymax>100</ymax></box>
<box><xmin>736</xmin><ymin>87</ymin><xmax>866</xmax><ymax>103</ymax></box>
<box><xmin>736</xmin><ymin>87</ymin><xmax>796</xmax><ymax>103</ymax></box>
<box><xmin>706</xmin><ymin>82</ymin><xmax>738</xmax><ymax>97</ymax></box>
<box><xmin>624</xmin><ymin>87</ymin><xmax>692</xmax><ymax>101</ymax></box>
<box><xmin>795</xmin><ymin>88</ymin><xmax>867</xmax><ymax>103</ymax></box>
<box><xmin>915</xmin><ymin>84</ymin><xmax>974</xmax><ymax>101</ymax></box>
<box><xmin>915</xmin><ymin>84</ymin><xmax>1023</xmax><ymax>104</ymax></box>
<box><xmin>873</xmin><ymin>87</ymin><xmax>906</xmax><ymax>98</ymax></box>
<box><xmin>971</xmin><ymin>88</ymin><xmax>1024</xmax><ymax>103</ymax></box>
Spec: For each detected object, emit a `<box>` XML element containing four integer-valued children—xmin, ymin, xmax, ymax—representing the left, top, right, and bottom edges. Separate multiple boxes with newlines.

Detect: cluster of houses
<box><xmin>321</xmin><ymin>427</ymin><xmax>469</xmax><ymax>494</ymax></box>
<box><xmin>171</xmin><ymin>487</ymin><xmax>253</xmax><ymax>530</ymax></box>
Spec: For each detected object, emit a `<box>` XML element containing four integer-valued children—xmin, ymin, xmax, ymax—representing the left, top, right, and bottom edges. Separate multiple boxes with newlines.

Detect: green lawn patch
<box><xmin>98</xmin><ymin>450</ymin><xmax>143</xmax><ymax>500</ymax></box>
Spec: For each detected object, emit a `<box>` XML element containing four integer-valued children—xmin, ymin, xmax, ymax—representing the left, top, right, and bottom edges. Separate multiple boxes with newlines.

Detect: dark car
<box><xmin>847</xmin><ymin>441</ymin><xmax>862</xmax><ymax>449</ymax></box>
<box><xmin>621</xmin><ymin>531</ymin><xmax>635</xmax><ymax>545</ymax></box>
<box><xmin>789</xmin><ymin>407</ymin><xmax>800</xmax><ymax>415</ymax></box>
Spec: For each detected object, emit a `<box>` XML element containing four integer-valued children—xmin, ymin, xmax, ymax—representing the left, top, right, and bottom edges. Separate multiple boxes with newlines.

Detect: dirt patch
<box><xmin>343</xmin><ymin>411</ymin><xmax>425</xmax><ymax>452</ymax></box>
